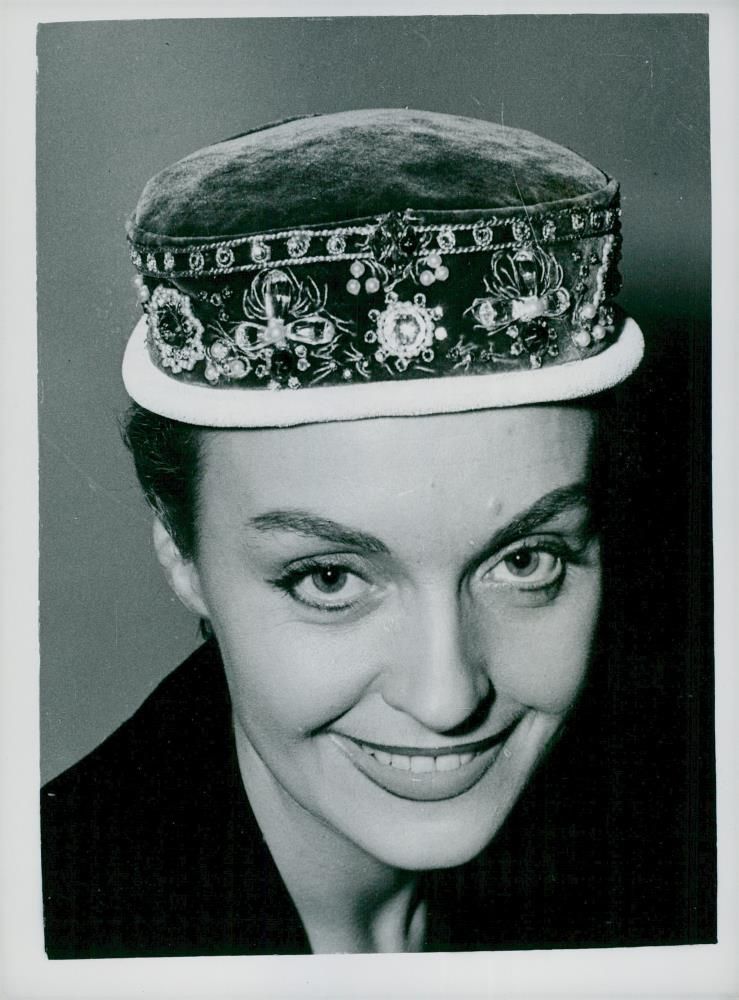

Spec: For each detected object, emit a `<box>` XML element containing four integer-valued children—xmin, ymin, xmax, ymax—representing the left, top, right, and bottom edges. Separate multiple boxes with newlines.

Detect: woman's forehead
<box><xmin>199</xmin><ymin>406</ymin><xmax>596</xmax><ymax>528</ymax></box>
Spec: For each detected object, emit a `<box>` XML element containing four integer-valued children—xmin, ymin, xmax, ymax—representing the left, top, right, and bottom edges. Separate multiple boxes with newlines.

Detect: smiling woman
<box><xmin>41</xmin><ymin>109</ymin><xmax>653</xmax><ymax>957</ymax></box>
<box><xmin>189</xmin><ymin>409</ymin><xmax>601</xmax><ymax>894</ymax></box>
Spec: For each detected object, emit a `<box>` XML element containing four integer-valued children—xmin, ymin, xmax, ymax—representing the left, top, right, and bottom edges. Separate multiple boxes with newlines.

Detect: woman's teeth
<box><xmin>360</xmin><ymin>744</ymin><xmax>478</xmax><ymax>772</ymax></box>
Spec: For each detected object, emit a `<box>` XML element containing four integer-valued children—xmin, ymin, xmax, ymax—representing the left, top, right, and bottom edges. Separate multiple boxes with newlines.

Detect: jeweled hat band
<box><xmin>128</xmin><ymin>185</ymin><xmax>622</xmax><ymax>394</ymax></box>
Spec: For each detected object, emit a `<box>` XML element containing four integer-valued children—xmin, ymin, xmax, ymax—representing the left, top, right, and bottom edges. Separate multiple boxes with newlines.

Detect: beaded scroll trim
<box><xmin>130</xmin><ymin>205</ymin><xmax>622</xmax><ymax>389</ymax></box>
<box><xmin>129</xmin><ymin>206</ymin><xmax>620</xmax><ymax>279</ymax></box>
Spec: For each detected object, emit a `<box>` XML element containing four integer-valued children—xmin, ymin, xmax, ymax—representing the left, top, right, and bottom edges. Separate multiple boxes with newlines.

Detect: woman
<box><xmin>41</xmin><ymin>109</ymin><xmax>647</xmax><ymax>956</ymax></box>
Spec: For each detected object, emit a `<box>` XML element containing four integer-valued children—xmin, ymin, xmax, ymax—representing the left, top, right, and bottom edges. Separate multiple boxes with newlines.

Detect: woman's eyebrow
<box><xmin>248</xmin><ymin>483</ymin><xmax>590</xmax><ymax>556</ymax></box>
<box><xmin>482</xmin><ymin>482</ymin><xmax>592</xmax><ymax>555</ymax></box>
<box><xmin>249</xmin><ymin>510</ymin><xmax>390</xmax><ymax>554</ymax></box>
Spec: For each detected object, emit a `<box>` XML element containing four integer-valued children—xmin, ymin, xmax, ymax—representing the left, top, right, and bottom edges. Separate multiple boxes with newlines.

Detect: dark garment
<box><xmin>42</xmin><ymin>642</ymin><xmax>310</xmax><ymax>958</ymax></box>
<box><xmin>41</xmin><ymin>641</ymin><xmax>716</xmax><ymax>959</ymax></box>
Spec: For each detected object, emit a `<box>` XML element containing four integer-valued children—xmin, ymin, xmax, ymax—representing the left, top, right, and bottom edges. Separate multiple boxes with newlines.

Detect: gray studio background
<box><xmin>38</xmin><ymin>15</ymin><xmax>710</xmax><ymax>783</ymax></box>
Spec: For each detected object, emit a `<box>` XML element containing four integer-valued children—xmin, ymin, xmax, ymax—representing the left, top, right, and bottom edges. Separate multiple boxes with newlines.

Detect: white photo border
<box><xmin>1</xmin><ymin>2</ymin><xmax>736</xmax><ymax>998</ymax></box>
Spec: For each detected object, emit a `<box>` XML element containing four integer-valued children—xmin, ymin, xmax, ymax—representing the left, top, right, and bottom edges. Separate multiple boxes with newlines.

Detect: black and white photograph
<box><xmin>1</xmin><ymin>4</ymin><xmax>738</xmax><ymax>998</ymax></box>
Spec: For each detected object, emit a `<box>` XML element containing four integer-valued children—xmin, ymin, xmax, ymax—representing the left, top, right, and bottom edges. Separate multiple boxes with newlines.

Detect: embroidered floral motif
<box><xmin>467</xmin><ymin>246</ymin><xmax>571</xmax><ymax>367</ymax></box>
<box><xmin>366</xmin><ymin>292</ymin><xmax>445</xmax><ymax>372</ymax></box>
<box><xmin>133</xmin><ymin>193</ymin><xmax>622</xmax><ymax>390</ymax></box>
<box><xmin>204</xmin><ymin>268</ymin><xmax>347</xmax><ymax>385</ymax></box>
<box><xmin>147</xmin><ymin>286</ymin><xmax>206</xmax><ymax>373</ymax></box>
<box><xmin>239</xmin><ymin>269</ymin><xmax>337</xmax><ymax>345</ymax></box>
<box><xmin>347</xmin><ymin>212</ymin><xmax>449</xmax><ymax>297</ymax></box>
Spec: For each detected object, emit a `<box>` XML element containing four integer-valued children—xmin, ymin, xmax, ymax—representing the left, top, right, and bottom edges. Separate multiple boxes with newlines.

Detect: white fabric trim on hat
<box><xmin>122</xmin><ymin>316</ymin><xmax>644</xmax><ymax>428</ymax></box>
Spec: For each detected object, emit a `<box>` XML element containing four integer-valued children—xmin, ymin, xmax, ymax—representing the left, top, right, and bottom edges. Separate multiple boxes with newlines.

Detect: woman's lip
<box><xmin>335</xmin><ymin>721</ymin><xmax>518</xmax><ymax>758</ymax></box>
<box><xmin>328</xmin><ymin>722</ymin><xmax>518</xmax><ymax>803</ymax></box>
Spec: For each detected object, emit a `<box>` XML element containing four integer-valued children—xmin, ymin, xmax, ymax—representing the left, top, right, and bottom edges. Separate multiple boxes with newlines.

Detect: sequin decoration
<box><xmin>147</xmin><ymin>285</ymin><xmax>206</xmax><ymax>373</ymax></box>
<box><xmin>287</xmin><ymin>233</ymin><xmax>311</xmax><ymax>258</ymax></box>
<box><xmin>189</xmin><ymin>250</ymin><xmax>205</xmax><ymax>272</ymax></box>
<box><xmin>365</xmin><ymin>210</ymin><xmax>427</xmax><ymax>280</ymax></box>
<box><xmin>571</xmin><ymin>212</ymin><xmax>586</xmax><ymax>232</ymax></box>
<box><xmin>436</xmin><ymin>226</ymin><xmax>456</xmax><ymax>252</ymax></box>
<box><xmin>204</xmin><ymin>340</ymin><xmax>252</xmax><ymax>383</ymax></box>
<box><xmin>512</xmin><ymin>219</ymin><xmax>532</xmax><ymax>244</ymax></box>
<box><xmin>326</xmin><ymin>234</ymin><xmax>347</xmax><ymax>255</ymax></box>
<box><xmin>250</xmin><ymin>238</ymin><xmax>270</xmax><ymax>263</ymax></box>
<box><xmin>590</xmin><ymin>210</ymin><xmax>605</xmax><ymax>230</ymax></box>
<box><xmin>215</xmin><ymin>246</ymin><xmax>235</xmax><ymax>268</ymax></box>
<box><xmin>473</xmin><ymin>221</ymin><xmax>494</xmax><ymax>248</ymax></box>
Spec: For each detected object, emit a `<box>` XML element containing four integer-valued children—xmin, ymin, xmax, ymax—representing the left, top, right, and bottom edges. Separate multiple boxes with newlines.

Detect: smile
<box><xmin>351</xmin><ymin>723</ymin><xmax>517</xmax><ymax>772</ymax></box>
<box><xmin>328</xmin><ymin>722</ymin><xmax>518</xmax><ymax>802</ymax></box>
<box><xmin>358</xmin><ymin>745</ymin><xmax>478</xmax><ymax>773</ymax></box>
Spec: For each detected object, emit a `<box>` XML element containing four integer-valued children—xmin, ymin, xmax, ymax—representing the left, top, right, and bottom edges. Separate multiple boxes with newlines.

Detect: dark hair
<box><xmin>123</xmin><ymin>403</ymin><xmax>211</xmax><ymax>637</ymax></box>
<box><xmin>122</xmin><ymin>403</ymin><xmax>203</xmax><ymax>561</ymax></box>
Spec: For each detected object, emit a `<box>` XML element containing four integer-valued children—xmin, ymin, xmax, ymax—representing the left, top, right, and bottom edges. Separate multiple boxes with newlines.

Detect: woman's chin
<box><xmin>361</xmin><ymin>818</ymin><xmax>508</xmax><ymax>872</ymax></box>
<box><xmin>336</xmin><ymin>794</ymin><xmax>517</xmax><ymax>872</ymax></box>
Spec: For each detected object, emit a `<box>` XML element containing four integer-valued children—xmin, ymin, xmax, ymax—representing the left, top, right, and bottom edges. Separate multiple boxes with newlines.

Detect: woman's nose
<box><xmin>379</xmin><ymin>591</ymin><xmax>493</xmax><ymax>734</ymax></box>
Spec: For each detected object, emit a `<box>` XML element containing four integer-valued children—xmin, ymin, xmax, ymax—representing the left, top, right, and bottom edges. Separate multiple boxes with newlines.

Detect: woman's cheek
<box><xmin>494</xmin><ymin>631</ymin><xmax>592</xmax><ymax>713</ymax></box>
<box><xmin>210</xmin><ymin>591</ymin><xmax>387</xmax><ymax>732</ymax></box>
<box><xmin>481</xmin><ymin>582</ymin><xmax>601</xmax><ymax>713</ymax></box>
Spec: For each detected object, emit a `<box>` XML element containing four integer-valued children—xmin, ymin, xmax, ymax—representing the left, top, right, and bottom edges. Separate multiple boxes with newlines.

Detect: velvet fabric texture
<box><xmin>130</xmin><ymin>109</ymin><xmax>609</xmax><ymax>240</ymax></box>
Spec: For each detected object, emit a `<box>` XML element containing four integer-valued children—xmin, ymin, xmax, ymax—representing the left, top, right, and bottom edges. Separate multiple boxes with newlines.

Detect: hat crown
<box><xmin>132</xmin><ymin>109</ymin><xmax>609</xmax><ymax>241</ymax></box>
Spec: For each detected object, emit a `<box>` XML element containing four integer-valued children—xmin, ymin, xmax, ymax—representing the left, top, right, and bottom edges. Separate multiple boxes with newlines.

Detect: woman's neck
<box><xmin>233</xmin><ymin>722</ymin><xmax>426</xmax><ymax>953</ymax></box>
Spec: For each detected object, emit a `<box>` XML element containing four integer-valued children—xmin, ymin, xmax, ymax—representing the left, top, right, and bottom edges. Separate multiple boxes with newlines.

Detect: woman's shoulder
<box><xmin>41</xmin><ymin>641</ymin><xmax>309</xmax><ymax>958</ymax></box>
<box><xmin>42</xmin><ymin>640</ymin><xmax>230</xmax><ymax>804</ymax></box>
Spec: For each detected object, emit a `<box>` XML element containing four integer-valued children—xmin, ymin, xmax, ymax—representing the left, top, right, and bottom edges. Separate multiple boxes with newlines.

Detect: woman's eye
<box><xmin>310</xmin><ymin>566</ymin><xmax>349</xmax><ymax>594</ymax></box>
<box><xmin>289</xmin><ymin>565</ymin><xmax>370</xmax><ymax>609</ymax></box>
<box><xmin>487</xmin><ymin>547</ymin><xmax>563</xmax><ymax>588</ymax></box>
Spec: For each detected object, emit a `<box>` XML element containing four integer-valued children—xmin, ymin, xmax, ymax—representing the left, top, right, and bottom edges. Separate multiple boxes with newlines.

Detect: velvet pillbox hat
<box><xmin>123</xmin><ymin>109</ymin><xmax>643</xmax><ymax>427</ymax></box>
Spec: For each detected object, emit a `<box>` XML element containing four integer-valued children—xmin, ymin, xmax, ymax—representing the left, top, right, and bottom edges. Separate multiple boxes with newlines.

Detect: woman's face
<box><xmin>183</xmin><ymin>406</ymin><xmax>601</xmax><ymax>871</ymax></box>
